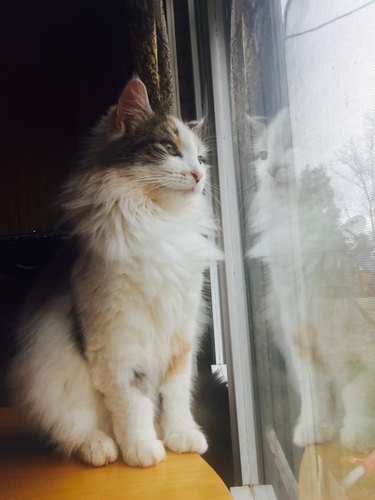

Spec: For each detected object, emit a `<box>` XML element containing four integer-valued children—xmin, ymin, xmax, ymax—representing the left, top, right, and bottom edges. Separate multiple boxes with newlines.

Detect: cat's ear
<box><xmin>115</xmin><ymin>78</ymin><xmax>152</xmax><ymax>133</ymax></box>
<box><xmin>187</xmin><ymin>117</ymin><xmax>205</xmax><ymax>135</ymax></box>
<box><xmin>245</xmin><ymin>114</ymin><xmax>267</xmax><ymax>136</ymax></box>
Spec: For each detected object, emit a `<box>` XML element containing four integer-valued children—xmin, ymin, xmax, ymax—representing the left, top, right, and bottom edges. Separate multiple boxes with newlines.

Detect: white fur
<box><xmin>9</xmin><ymin>114</ymin><xmax>221</xmax><ymax>467</ymax></box>
<box><xmin>249</xmin><ymin>109</ymin><xmax>375</xmax><ymax>451</ymax></box>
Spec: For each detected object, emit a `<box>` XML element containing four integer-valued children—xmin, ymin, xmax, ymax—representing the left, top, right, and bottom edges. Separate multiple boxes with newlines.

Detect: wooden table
<box><xmin>0</xmin><ymin>408</ymin><xmax>231</xmax><ymax>500</ymax></box>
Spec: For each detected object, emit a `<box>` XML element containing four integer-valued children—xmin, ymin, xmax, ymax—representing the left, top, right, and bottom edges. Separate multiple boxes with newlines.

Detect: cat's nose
<box><xmin>191</xmin><ymin>170</ymin><xmax>202</xmax><ymax>183</ymax></box>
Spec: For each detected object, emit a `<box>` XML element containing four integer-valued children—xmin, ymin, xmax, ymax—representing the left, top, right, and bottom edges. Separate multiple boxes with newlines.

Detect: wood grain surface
<box><xmin>0</xmin><ymin>407</ymin><xmax>231</xmax><ymax>500</ymax></box>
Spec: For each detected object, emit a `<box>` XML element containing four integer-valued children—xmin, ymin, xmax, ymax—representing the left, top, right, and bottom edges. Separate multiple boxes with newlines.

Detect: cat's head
<box><xmin>79</xmin><ymin>77</ymin><xmax>208</xmax><ymax>201</ymax></box>
<box><xmin>250</xmin><ymin>108</ymin><xmax>294</xmax><ymax>187</ymax></box>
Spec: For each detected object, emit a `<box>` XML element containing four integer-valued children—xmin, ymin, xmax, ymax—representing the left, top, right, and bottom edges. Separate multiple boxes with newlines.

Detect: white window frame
<box><xmin>186</xmin><ymin>1</ymin><xmax>280</xmax><ymax>496</ymax></box>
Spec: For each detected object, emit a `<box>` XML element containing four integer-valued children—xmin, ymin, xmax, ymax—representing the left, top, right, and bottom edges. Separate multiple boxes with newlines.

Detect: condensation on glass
<box><xmin>229</xmin><ymin>0</ymin><xmax>375</xmax><ymax>498</ymax></box>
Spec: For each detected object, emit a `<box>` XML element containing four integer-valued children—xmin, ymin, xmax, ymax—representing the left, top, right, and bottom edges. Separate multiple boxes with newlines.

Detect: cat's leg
<box><xmin>160</xmin><ymin>345</ymin><xmax>208</xmax><ymax>455</ymax></box>
<box><xmin>43</xmin><ymin>350</ymin><xmax>118</xmax><ymax>466</ymax></box>
<box><xmin>289</xmin><ymin>340</ymin><xmax>337</xmax><ymax>447</ymax></box>
<box><xmin>59</xmin><ymin>371</ymin><xmax>118</xmax><ymax>466</ymax></box>
<box><xmin>340</xmin><ymin>369</ymin><xmax>375</xmax><ymax>452</ymax></box>
<box><xmin>49</xmin><ymin>357</ymin><xmax>118</xmax><ymax>466</ymax></box>
<box><xmin>89</xmin><ymin>356</ymin><xmax>165</xmax><ymax>468</ymax></box>
<box><xmin>293</xmin><ymin>366</ymin><xmax>336</xmax><ymax>446</ymax></box>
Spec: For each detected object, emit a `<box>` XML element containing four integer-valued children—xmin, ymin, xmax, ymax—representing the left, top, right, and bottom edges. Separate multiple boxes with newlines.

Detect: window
<box><xmin>193</xmin><ymin>0</ymin><xmax>375</xmax><ymax>498</ymax></box>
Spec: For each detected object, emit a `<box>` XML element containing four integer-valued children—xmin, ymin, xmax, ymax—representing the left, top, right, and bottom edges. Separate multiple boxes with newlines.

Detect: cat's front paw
<box><xmin>122</xmin><ymin>439</ymin><xmax>166</xmax><ymax>467</ymax></box>
<box><xmin>77</xmin><ymin>430</ymin><xmax>119</xmax><ymax>466</ymax></box>
<box><xmin>293</xmin><ymin>420</ymin><xmax>336</xmax><ymax>448</ymax></box>
<box><xmin>163</xmin><ymin>428</ymin><xmax>208</xmax><ymax>454</ymax></box>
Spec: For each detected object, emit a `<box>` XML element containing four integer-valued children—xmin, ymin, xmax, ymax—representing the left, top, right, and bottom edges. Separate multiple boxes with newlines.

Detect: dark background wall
<box><xmin>0</xmin><ymin>0</ymin><xmax>133</xmax><ymax>235</ymax></box>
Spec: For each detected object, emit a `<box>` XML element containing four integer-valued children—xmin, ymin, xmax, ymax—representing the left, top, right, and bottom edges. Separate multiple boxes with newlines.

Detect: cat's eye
<box><xmin>258</xmin><ymin>150</ymin><xmax>268</xmax><ymax>160</ymax></box>
<box><xmin>162</xmin><ymin>142</ymin><xmax>179</xmax><ymax>156</ymax></box>
<box><xmin>198</xmin><ymin>155</ymin><xmax>206</xmax><ymax>164</ymax></box>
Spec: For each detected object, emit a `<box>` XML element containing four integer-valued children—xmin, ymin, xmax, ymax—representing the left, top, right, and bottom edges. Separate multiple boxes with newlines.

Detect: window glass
<box><xmin>229</xmin><ymin>0</ymin><xmax>375</xmax><ymax>497</ymax></box>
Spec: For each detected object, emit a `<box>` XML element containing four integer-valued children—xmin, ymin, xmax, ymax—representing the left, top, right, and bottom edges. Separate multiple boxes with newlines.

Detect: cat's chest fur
<box><xmin>104</xmin><ymin>199</ymin><xmax>218</xmax><ymax>299</ymax></box>
<box><xmin>73</xmin><ymin>202</ymin><xmax>219</xmax><ymax>380</ymax></box>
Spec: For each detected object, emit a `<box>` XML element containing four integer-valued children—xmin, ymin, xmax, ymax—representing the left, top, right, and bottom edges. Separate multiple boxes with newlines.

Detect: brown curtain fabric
<box><xmin>125</xmin><ymin>0</ymin><xmax>174</xmax><ymax>114</ymax></box>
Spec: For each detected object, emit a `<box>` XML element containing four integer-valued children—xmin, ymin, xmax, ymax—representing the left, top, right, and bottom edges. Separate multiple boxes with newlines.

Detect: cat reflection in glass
<box><xmin>249</xmin><ymin>109</ymin><xmax>375</xmax><ymax>452</ymax></box>
<box><xmin>8</xmin><ymin>78</ymin><xmax>221</xmax><ymax>467</ymax></box>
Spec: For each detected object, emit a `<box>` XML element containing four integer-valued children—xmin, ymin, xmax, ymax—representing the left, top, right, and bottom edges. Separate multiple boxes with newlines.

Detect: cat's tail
<box><xmin>193</xmin><ymin>369</ymin><xmax>233</xmax><ymax>485</ymax></box>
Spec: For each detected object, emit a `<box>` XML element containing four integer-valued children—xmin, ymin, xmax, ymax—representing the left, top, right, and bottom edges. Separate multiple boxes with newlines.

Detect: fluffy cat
<box><xmin>249</xmin><ymin>109</ymin><xmax>375</xmax><ymax>452</ymax></box>
<box><xmin>8</xmin><ymin>77</ymin><xmax>222</xmax><ymax>467</ymax></box>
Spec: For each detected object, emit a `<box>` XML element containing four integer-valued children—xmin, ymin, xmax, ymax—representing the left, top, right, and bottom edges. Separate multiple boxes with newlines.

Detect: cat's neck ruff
<box><xmin>74</xmin><ymin>183</ymin><xmax>220</xmax><ymax>266</ymax></box>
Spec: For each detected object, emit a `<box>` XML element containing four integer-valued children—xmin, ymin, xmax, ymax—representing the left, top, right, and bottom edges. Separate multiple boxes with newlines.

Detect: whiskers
<box><xmin>131</xmin><ymin>172</ymin><xmax>195</xmax><ymax>195</ymax></box>
<box><xmin>206</xmin><ymin>183</ymin><xmax>222</xmax><ymax>209</ymax></box>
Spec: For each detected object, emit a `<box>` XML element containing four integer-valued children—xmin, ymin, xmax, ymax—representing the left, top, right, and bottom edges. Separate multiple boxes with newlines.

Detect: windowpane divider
<box><xmin>206</xmin><ymin>0</ymin><xmax>261</xmax><ymax>487</ymax></box>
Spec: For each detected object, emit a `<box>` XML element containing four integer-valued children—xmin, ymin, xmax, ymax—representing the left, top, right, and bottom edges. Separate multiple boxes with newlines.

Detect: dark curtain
<box><xmin>125</xmin><ymin>0</ymin><xmax>173</xmax><ymax>114</ymax></box>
